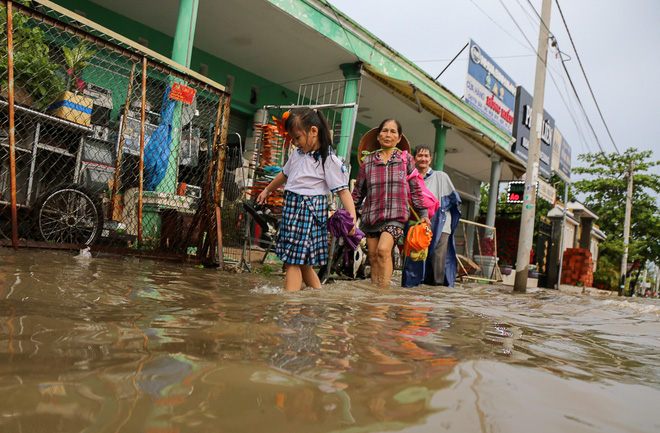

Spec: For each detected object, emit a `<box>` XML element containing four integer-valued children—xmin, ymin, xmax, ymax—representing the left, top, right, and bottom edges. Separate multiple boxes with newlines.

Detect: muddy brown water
<box><xmin>0</xmin><ymin>248</ymin><xmax>659</xmax><ymax>433</ymax></box>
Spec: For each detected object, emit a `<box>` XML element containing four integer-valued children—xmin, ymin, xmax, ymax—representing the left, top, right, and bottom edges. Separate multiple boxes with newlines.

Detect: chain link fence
<box><xmin>0</xmin><ymin>1</ymin><xmax>236</xmax><ymax>265</ymax></box>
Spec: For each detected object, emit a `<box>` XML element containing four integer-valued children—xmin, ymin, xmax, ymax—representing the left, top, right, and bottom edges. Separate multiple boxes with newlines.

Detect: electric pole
<box><xmin>619</xmin><ymin>160</ymin><xmax>634</xmax><ymax>295</ymax></box>
<box><xmin>513</xmin><ymin>0</ymin><xmax>552</xmax><ymax>293</ymax></box>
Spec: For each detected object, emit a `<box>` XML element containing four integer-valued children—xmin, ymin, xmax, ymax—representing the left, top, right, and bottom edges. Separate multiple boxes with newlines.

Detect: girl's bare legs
<box><xmin>301</xmin><ymin>265</ymin><xmax>322</xmax><ymax>289</ymax></box>
<box><xmin>285</xmin><ymin>264</ymin><xmax>322</xmax><ymax>290</ymax></box>
<box><xmin>285</xmin><ymin>264</ymin><xmax>303</xmax><ymax>291</ymax></box>
<box><xmin>367</xmin><ymin>233</ymin><xmax>395</xmax><ymax>286</ymax></box>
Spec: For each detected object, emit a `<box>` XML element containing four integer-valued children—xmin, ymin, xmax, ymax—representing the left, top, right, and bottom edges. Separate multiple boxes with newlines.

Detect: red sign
<box><xmin>169</xmin><ymin>83</ymin><xmax>196</xmax><ymax>105</ymax></box>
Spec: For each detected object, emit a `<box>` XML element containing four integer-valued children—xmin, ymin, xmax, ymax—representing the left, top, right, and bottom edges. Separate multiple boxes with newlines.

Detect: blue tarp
<box><xmin>143</xmin><ymin>86</ymin><xmax>175</xmax><ymax>191</ymax></box>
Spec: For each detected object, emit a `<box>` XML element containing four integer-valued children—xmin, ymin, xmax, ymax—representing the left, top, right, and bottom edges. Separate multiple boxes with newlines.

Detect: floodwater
<box><xmin>0</xmin><ymin>249</ymin><xmax>659</xmax><ymax>433</ymax></box>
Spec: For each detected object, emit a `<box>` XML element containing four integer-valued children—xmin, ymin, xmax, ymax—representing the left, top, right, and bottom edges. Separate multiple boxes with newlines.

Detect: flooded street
<box><xmin>1</xmin><ymin>248</ymin><xmax>659</xmax><ymax>433</ymax></box>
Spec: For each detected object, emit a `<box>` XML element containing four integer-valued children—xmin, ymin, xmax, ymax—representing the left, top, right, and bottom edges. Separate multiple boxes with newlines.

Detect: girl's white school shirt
<box><xmin>282</xmin><ymin>149</ymin><xmax>349</xmax><ymax>196</ymax></box>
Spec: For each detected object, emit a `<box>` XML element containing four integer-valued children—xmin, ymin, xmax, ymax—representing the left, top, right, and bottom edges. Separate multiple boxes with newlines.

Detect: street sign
<box><xmin>537</xmin><ymin>178</ymin><xmax>556</xmax><ymax>204</ymax></box>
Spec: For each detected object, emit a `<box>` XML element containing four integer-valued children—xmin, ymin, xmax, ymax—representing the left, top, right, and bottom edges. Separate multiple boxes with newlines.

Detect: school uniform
<box><xmin>276</xmin><ymin>148</ymin><xmax>349</xmax><ymax>265</ymax></box>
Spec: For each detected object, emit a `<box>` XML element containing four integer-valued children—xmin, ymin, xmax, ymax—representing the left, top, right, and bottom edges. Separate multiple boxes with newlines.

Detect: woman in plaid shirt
<box><xmin>352</xmin><ymin>119</ymin><xmax>430</xmax><ymax>286</ymax></box>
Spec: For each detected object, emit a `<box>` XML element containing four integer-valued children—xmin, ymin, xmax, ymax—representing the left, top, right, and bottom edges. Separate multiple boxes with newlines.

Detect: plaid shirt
<box><xmin>352</xmin><ymin>150</ymin><xmax>429</xmax><ymax>227</ymax></box>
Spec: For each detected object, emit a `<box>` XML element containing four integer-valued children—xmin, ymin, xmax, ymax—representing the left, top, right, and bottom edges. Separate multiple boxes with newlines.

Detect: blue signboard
<box><xmin>464</xmin><ymin>40</ymin><xmax>517</xmax><ymax>135</ymax></box>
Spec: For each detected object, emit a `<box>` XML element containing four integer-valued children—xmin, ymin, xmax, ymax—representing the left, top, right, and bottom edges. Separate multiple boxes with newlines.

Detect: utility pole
<box><xmin>619</xmin><ymin>160</ymin><xmax>634</xmax><ymax>295</ymax></box>
<box><xmin>514</xmin><ymin>0</ymin><xmax>552</xmax><ymax>293</ymax></box>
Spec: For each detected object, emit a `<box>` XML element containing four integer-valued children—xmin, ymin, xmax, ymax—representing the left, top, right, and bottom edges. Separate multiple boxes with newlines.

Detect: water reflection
<box><xmin>1</xmin><ymin>249</ymin><xmax>659</xmax><ymax>432</ymax></box>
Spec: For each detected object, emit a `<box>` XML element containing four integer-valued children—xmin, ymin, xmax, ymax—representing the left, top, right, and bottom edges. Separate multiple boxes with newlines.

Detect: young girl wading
<box><xmin>257</xmin><ymin>108</ymin><xmax>357</xmax><ymax>291</ymax></box>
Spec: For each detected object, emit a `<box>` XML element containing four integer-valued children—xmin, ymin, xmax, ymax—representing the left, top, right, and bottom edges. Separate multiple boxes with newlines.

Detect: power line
<box><xmin>470</xmin><ymin>0</ymin><xmax>533</xmax><ymax>53</ymax></box>
<box><xmin>322</xmin><ymin>1</ymin><xmax>361</xmax><ymax>62</ymax></box>
<box><xmin>547</xmin><ymin>65</ymin><xmax>594</xmax><ymax>154</ymax></box>
<box><xmin>554</xmin><ymin>0</ymin><xmax>620</xmax><ymax>154</ymax></box>
<box><xmin>524</xmin><ymin>0</ymin><xmax>551</xmax><ymax>34</ymax></box>
<box><xmin>506</xmin><ymin>0</ymin><xmax>606</xmax><ymax>154</ymax></box>
<box><xmin>554</xmin><ymin>39</ymin><xmax>606</xmax><ymax>154</ymax></box>
<box><xmin>498</xmin><ymin>0</ymin><xmax>549</xmax><ymax>67</ymax></box>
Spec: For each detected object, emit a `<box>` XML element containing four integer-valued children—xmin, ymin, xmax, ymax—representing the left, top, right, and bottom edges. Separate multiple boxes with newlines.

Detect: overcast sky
<box><xmin>328</xmin><ymin>0</ymin><xmax>660</xmax><ymax>183</ymax></box>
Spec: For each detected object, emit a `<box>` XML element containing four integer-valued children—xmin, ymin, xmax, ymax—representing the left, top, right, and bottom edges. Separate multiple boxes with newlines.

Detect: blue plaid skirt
<box><xmin>276</xmin><ymin>191</ymin><xmax>328</xmax><ymax>265</ymax></box>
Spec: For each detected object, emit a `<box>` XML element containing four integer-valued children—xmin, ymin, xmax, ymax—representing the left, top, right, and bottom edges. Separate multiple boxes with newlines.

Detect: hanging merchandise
<box><xmin>246</xmin><ymin>122</ymin><xmax>287</xmax><ymax>213</ymax></box>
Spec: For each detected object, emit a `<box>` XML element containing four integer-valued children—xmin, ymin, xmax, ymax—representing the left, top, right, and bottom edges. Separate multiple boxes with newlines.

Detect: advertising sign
<box><xmin>552</xmin><ymin>126</ymin><xmax>571</xmax><ymax>182</ymax></box>
<box><xmin>537</xmin><ymin>178</ymin><xmax>556</xmax><ymax>204</ymax></box>
<box><xmin>464</xmin><ymin>40</ymin><xmax>516</xmax><ymax>136</ymax></box>
<box><xmin>511</xmin><ymin>86</ymin><xmax>554</xmax><ymax>179</ymax></box>
<box><xmin>170</xmin><ymin>83</ymin><xmax>196</xmax><ymax>105</ymax></box>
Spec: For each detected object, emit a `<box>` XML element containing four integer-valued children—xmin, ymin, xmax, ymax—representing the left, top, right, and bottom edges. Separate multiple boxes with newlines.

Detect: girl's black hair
<box><xmin>284</xmin><ymin>107</ymin><xmax>332</xmax><ymax>167</ymax></box>
<box><xmin>377</xmin><ymin>118</ymin><xmax>403</xmax><ymax>136</ymax></box>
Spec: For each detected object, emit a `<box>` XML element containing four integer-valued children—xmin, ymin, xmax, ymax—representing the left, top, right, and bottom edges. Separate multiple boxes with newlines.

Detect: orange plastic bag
<box><xmin>404</xmin><ymin>222</ymin><xmax>433</xmax><ymax>261</ymax></box>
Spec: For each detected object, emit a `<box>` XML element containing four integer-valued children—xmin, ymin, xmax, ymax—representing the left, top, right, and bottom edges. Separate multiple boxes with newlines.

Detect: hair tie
<box><xmin>272</xmin><ymin>111</ymin><xmax>291</xmax><ymax>145</ymax></box>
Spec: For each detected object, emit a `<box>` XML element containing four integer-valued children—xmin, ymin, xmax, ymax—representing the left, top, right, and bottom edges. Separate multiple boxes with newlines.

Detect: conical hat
<box><xmin>357</xmin><ymin>127</ymin><xmax>411</xmax><ymax>165</ymax></box>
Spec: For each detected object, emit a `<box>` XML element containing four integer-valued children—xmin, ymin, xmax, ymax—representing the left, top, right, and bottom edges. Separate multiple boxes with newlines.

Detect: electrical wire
<box><xmin>322</xmin><ymin>1</ymin><xmax>361</xmax><ymax>62</ymax></box>
<box><xmin>554</xmin><ymin>0</ymin><xmax>620</xmax><ymax>154</ymax></box>
<box><xmin>503</xmin><ymin>0</ymin><xmax>604</xmax><ymax>154</ymax></box>
<box><xmin>498</xmin><ymin>0</ymin><xmax>548</xmax><ymax>67</ymax></box>
<box><xmin>554</xmin><ymin>48</ymin><xmax>606</xmax><ymax>154</ymax></box>
<box><xmin>469</xmin><ymin>0</ymin><xmax>533</xmax><ymax>52</ymax></box>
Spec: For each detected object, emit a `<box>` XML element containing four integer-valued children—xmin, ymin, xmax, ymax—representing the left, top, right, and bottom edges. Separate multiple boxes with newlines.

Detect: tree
<box><xmin>572</xmin><ymin>148</ymin><xmax>660</xmax><ymax>269</ymax></box>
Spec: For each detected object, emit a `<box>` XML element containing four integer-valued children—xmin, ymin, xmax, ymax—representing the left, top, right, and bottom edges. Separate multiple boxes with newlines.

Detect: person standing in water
<box><xmin>351</xmin><ymin>119</ymin><xmax>430</xmax><ymax>286</ymax></box>
<box><xmin>257</xmin><ymin>108</ymin><xmax>356</xmax><ymax>291</ymax></box>
<box><xmin>402</xmin><ymin>144</ymin><xmax>461</xmax><ymax>288</ymax></box>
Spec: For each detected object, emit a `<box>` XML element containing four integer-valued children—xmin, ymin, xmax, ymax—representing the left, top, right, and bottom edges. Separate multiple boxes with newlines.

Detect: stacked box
<box><xmin>561</xmin><ymin>248</ymin><xmax>593</xmax><ymax>287</ymax></box>
<box><xmin>47</xmin><ymin>91</ymin><xmax>93</xmax><ymax>126</ymax></box>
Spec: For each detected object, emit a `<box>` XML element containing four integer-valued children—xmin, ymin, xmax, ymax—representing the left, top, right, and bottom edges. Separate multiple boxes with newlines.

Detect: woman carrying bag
<box><xmin>351</xmin><ymin>119</ymin><xmax>430</xmax><ymax>286</ymax></box>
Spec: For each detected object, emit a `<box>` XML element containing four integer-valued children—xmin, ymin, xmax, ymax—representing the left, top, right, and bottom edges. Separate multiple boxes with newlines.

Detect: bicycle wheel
<box><xmin>35</xmin><ymin>184</ymin><xmax>102</xmax><ymax>245</ymax></box>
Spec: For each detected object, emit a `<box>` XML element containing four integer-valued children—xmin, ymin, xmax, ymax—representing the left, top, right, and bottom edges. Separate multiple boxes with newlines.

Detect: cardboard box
<box><xmin>47</xmin><ymin>91</ymin><xmax>93</xmax><ymax>126</ymax></box>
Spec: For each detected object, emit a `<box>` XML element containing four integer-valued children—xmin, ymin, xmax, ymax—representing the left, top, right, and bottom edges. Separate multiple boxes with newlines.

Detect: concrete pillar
<box><xmin>547</xmin><ymin>216</ymin><xmax>563</xmax><ymax>289</ymax></box>
<box><xmin>157</xmin><ymin>0</ymin><xmax>199</xmax><ymax>194</ymax></box>
<box><xmin>579</xmin><ymin>218</ymin><xmax>594</xmax><ymax>250</ymax></box>
<box><xmin>485</xmin><ymin>154</ymin><xmax>502</xmax><ymax>229</ymax></box>
<box><xmin>337</xmin><ymin>62</ymin><xmax>360</xmax><ymax>161</ymax></box>
<box><xmin>172</xmin><ymin>0</ymin><xmax>199</xmax><ymax>68</ymax></box>
<box><xmin>431</xmin><ymin>119</ymin><xmax>447</xmax><ymax>171</ymax></box>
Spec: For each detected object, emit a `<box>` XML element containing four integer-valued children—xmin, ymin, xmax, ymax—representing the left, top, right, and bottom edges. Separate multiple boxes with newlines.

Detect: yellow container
<box><xmin>47</xmin><ymin>91</ymin><xmax>93</xmax><ymax>126</ymax></box>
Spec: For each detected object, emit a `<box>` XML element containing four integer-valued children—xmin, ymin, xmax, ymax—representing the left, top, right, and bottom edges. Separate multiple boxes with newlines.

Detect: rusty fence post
<box><xmin>137</xmin><ymin>56</ymin><xmax>147</xmax><ymax>251</ymax></box>
<box><xmin>109</xmin><ymin>62</ymin><xmax>136</xmax><ymax>220</ymax></box>
<box><xmin>6</xmin><ymin>1</ymin><xmax>18</xmax><ymax>248</ymax></box>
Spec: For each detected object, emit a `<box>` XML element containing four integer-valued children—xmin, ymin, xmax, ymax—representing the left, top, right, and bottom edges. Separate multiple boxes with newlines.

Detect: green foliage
<box><xmin>592</xmin><ymin>254</ymin><xmax>619</xmax><ymax>289</ymax></box>
<box><xmin>573</xmin><ymin>148</ymin><xmax>660</xmax><ymax>265</ymax></box>
<box><xmin>62</xmin><ymin>40</ymin><xmax>96</xmax><ymax>92</ymax></box>
<box><xmin>254</xmin><ymin>265</ymin><xmax>273</xmax><ymax>276</ymax></box>
<box><xmin>0</xmin><ymin>8</ymin><xmax>65</xmax><ymax>110</ymax></box>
